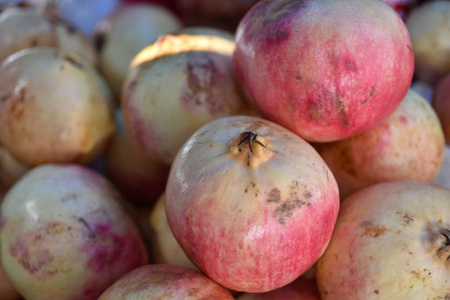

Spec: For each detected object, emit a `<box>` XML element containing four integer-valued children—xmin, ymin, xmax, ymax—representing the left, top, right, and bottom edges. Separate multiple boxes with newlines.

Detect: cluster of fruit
<box><xmin>0</xmin><ymin>0</ymin><xmax>449</xmax><ymax>299</ymax></box>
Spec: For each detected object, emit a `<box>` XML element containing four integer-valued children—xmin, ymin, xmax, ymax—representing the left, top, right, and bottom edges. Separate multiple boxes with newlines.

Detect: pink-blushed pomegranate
<box><xmin>233</xmin><ymin>0</ymin><xmax>414</xmax><ymax>142</ymax></box>
<box><xmin>406</xmin><ymin>0</ymin><xmax>450</xmax><ymax>85</ymax></box>
<box><xmin>317</xmin><ymin>89</ymin><xmax>445</xmax><ymax>199</ymax></box>
<box><xmin>0</xmin><ymin>6</ymin><xmax>97</xmax><ymax>65</ymax></box>
<box><xmin>0</xmin><ymin>48</ymin><xmax>115</xmax><ymax>167</ymax></box>
<box><xmin>432</xmin><ymin>73</ymin><xmax>450</xmax><ymax>143</ymax></box>
<box><xmin>148</xmin><ymin>193</ymin><xmax>197</xmax><ymax>270</ymax></box>
<box><xmin>105</xmin><ymin>110</ymin><xmax>170</xmax><ymax>205</ymax></box>
<box><xmin>165</xmin><ymin>116</ymin><xmax>340</xmax><ymax>293</ymax></box>
<box><xmin>123</xmin><ymin>33</ymin><xmax>255</xmax><ymax>165</ymax></box>
<box><xmin>316</xmin><ymin>180</ymin><xmax>450</xmax><ymax>299</ymax></box>
<box><xmin>0</xmin><ymin>164</ymin><xmax>148</xmax><ymax>300</ymax></box>
<box><xmin>236</xmin><ymin>279</ymin><xmax>320</xmax><ymax>300</ymax></box>
<box><xmin>98</xmin><ymin>264</ymin><xmax>234</xmax><ymax>299</ymax></box>
<box><xmin>94</xmin><ymin>3</ymin><xmax>182</xmax><ymax>97</ymax></box>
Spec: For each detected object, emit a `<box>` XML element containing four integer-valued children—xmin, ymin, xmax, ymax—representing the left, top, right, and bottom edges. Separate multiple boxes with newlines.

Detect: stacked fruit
<box><xmin>0</xmin><ymin>0</ymin><xmax>449</xmax><ymax>299</ymax></box>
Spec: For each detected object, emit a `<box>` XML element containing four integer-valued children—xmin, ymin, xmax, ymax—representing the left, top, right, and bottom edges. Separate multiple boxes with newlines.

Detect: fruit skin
<box><xmin>236</xmin><ymin>278</ymin><xmax>320</xmax><ymax>300</ymax></box>
<box><xmin>432</xmin><ymin>73</ymin><xmax>450</xmax><ymax>143</ymax></box>
<box><xmin>406</xmin><ymin>1</ymin><xmax>450</xmax><ymax>85</ymax></box>
<box><xmin>94</xmin><ymin>3</ymin><xmax>182</xmax><ymax>97</ymax></box>
<box><xmin>317</xmin><ymin>89</ymin><xmax>445</xmax><ymax>199</ymax></box>
<box><xmin>316</xmin><ymin>180</ymin><xmax>450</xmax><ymax>299</ymax></box>
<box><xmin>0</xmin><ymin>164</ymin><xmax>148</xmax><ymax>300</ymax></box>
<box><xmin>123</xmin><ymin>33</ymin><xmax>254</xmax><ymax>165</ymax></box>
<box><xmin>98</xmin><ymin>264</ymin><xmax>234</xmax><ymax>299</ymax></box>
<box><xmin>105</xmin><ymin>110</ymin><xmax>170</xmax><ymax>205</ymax></box>
<box><xmin>166</xmin><ymin>116</ymin><xmax>339</xmax><ymax>293</ymax></box>
<box><xmin>148</xmin><ymin>193</ymin><xmax>197</xmax><ymax>270</ymax></box>
<box><xmin>0</xmin><ymin>48</ymin><xmax>115</xmax><ymax>167</ymax></box>
<box><xmin>0</xmin><ymin>6</ymin><xmax>97</xmax><ymax>66</ymax></box>
<box><xmin>233</xmin><ymin>0</ymin><xmax>414</xmax><ymax>142</ymax></box>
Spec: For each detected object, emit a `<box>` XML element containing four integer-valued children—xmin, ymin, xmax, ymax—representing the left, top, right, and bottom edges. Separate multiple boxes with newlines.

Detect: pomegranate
<box><xmin>0</xmin><ymin>164</ymin><xmax>148</xmax><ymax>300</ymax></box>
<box><xmin>105</xmin><ymin>109</ymin><xmax>170</xmax><ymax>205</ymax></box>
<box><xmin>317</xmin><ymin>89</ymin><xmax>445</xmax><ymax>199</ymax></box>
<box><xmin>99</xmin><ymin>264</ymin><xmax>234</xmax><ymax>299</ymax></box>
<box><xmin>233</xmin><ymin>0</ymin><xmax>414</xmax><ymax>142</ymax></box>
<box><xmin>0</xmin><ymin>48</ymin><xmax>115</xmax><ymax>167</ymax></box>
<box><xmin>316</xmin><ymin>180</ymin><xmax>450</xmax><ymax>299</ymax></box>
<box><xmin>123</xmin><ymin>33</ymin><xmax>254</xmax><ymax>165</ymax></box>
<box><xmin>0</xmin><ymin>6</ymin><xmax>96</xmax><ymax>65</ymax></box>
<box><xmin>406</xmin><ymin>0</ymin><xmax>450</xmax><ymax>85</ymax></box>
<box><xmin>148</xmin><ymin>193</ymin><xmax>197</xmax><ymax>270</ymax></box>
<box><xmin>165</xmin><ymin>116</ymin><xmax>339</xmax><ymax>292</ymax></box>
<box><xmin>94</xmin><ymin>3</ymin><xmax>182</xmax><ymax>97</ymax></box>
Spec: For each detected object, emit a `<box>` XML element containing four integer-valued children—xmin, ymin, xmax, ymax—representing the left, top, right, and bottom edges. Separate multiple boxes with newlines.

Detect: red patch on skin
<box><xmin>78</xmin><ymin>222</ymin><xmax>147</xmax><ymax>299</ymax></box>
<box><xmin>81</xmin><ymin>223</ymin><xmax>142</xmax><ymax>273</ymax></box>
<box><xmin>400</xmin><ymin>115</ymin><xmax>408</xmax><ymax>124</ymax></box>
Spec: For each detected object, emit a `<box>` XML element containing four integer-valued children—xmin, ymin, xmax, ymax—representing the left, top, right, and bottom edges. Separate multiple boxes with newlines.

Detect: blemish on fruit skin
<box><xmin>266</xmin><ymin>188</ymin><xmax>281</xmax><ymax>203</ymax></box>
<box><xmin>9</xmin><ymin>222</ymin><xmax>70</xmax><ymax>281</ymax></box>
<box><xmin>64</xmin><ymin>55</ymin><xmax>85</xmax><ymax>70</ymax></box>
<box><xmin>362</xmin><ymin>87</ymin><xmax>376</xmax><ymax>105</ymax></box>
<box><xmin>360</xmin><ymin>220</ymin><xmax>389</xmax><ymax>238</ymax></box>
<box><xmin>180</xmin><ymin>52</ymin><xmax>235</xmax><ymax>116</ymax></box>
<box><xmin>81</xmin><ymin>222</ymin><xmax>145</xmax><ymax>274</ymax></box>
<box><xmin>399</xmin><ymin>115</ymin><xmax>408</xmax><ymax>125</ymax></box>
<box><xmin>267</xmin><ymin>181</ymin><xmax>312</xmax><ymax>224</ymax></box>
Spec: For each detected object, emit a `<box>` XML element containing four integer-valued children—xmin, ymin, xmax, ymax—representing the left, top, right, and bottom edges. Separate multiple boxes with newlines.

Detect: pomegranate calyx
<box><xmin>228</xmin><ymin>131</ymin><xmax>270</xmax><ymax>168</ymax></box>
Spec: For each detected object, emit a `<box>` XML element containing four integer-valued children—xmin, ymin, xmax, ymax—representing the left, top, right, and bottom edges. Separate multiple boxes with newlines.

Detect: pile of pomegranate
<box><xmin>0</xmin><ymin>0</ymin><xmax>449</xmax><ymax>299</ymax></box>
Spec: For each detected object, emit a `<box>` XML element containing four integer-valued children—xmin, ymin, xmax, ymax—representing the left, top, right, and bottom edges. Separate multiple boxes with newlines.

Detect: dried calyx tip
<box><xmin>228</xmin><ymin>131</ymin><xmax>270</xmax><ymax>168</ymax></box>
<box><xmin>238</xmin><ymin>131</ymin><xmax>267</xmax><ymax>152</ymax></box>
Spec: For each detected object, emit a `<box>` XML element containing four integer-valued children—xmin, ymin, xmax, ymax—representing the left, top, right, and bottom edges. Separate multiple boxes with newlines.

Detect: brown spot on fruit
<box><xmin>181</xmin><ymin>53</ymin><xmax>227</xmax><ymax>115</ymax></box>
<box><xmin>269</xmin><ymin>180</ymin><xmax>312</xmax><ymax>224</ymax></box>
<box><xmin>274</xmin><ymin>200</ymin><xmax>307</xmax><ymax>224</ymax></box>
<box><xmin>374</xmin><ymin>290</ymin><xmax>379</xmax><ymax>294</ymax></box>
<box><xmin>65</xmin><ymin>55</ymin><xmax>84</xmax><ymax>69</ymax></box>
<box><xmin>266</xmin><ymin>188</ymin><xmax>281</xmax><ymax>203</ymax></box>
<box><xmin>360</xmin><ymin>220</ymin><xmax>389</xmax><ymax>238</ymax></box>
<box><xmin>363</xmin><ymin>86</ymin><xmax>376</xmax><ymax>105</ymax></box>
<box><xmin>336</xmin><ymin>97</ymin><xmax>349</xmax><ymax>126</ymax></box>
